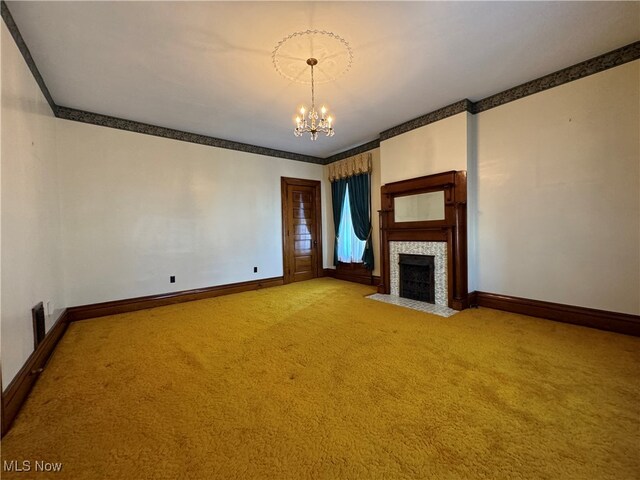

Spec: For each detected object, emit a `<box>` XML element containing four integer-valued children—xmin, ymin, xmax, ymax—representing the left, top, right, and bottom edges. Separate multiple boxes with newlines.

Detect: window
<box><xmin>337</xmin><ymin>185</ymin><xmax>366</xmax><ymax>263</ymax></box>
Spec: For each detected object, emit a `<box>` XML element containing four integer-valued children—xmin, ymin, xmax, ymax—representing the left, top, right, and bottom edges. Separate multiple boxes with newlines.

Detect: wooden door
<box><xmin>281</xmin><ymin>178</ymin><xmax>322</xmax><ymax>283</ymax></box>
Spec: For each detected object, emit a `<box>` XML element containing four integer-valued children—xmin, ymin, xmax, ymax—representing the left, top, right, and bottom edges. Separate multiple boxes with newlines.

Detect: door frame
<box><xmin>281</xmin><ymin>177</ymin><xmax>323</xmax><ymax>284</ymax></box>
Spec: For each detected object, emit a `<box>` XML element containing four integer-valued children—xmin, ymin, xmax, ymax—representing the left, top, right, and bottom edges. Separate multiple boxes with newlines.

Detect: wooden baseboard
<box><xmin>468</xmin><ymin>291</ymin><xmax>478</xmax><ymax>307</ymax></box>
<box><xmin>1</xmin><ymin>310</ymin><xmax>69</xmax><ymax>436</ymax></box>
<box><xmin>473</xmin><ymin>291</ymin><xmax>640</xmax><ymax>336</ymax></box>
<box><xmin>451</xmin><ymin>297</ymin><xmax>470</xmax><ymax>311</ymax></box>
<box><xmin>324</xmin><ymin>268</ymin><xmax>379</xmax><ymax>286</ymax></box>
<box><xmin>68</xmin><ymin>276</ymin><xmax>284</xmax><ymax>322</ymax></box>
<box><xmin>335</xmin><ymin>272</ymin><xmax>374</xmax><ymax>285</ymax></box>
<box><xmin>1</xmin><ymin>276</ymin><xmax>284</xmax><ymax>436</ymax></box>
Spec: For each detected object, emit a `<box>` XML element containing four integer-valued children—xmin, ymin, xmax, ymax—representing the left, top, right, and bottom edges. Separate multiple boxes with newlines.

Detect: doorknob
<box><xmin>313</xmin><ymin>240</ymin><xmax>318</xmax><ymax>246</ymax></box>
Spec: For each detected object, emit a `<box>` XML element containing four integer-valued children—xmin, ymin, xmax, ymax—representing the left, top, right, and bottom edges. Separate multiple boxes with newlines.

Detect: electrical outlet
<box><xmin>170</xmin><ymin>276</ymin><xmax>175</xmax><ymax>283</ymax></box>
<box><xmin>46</xmin><ymin>301</ymin><xmax>53</xmax><ymax>316</ymax></box>
<box><xmin>254</xmin><ymin>267</ymin><xmax>258</xmax><ymax>273</ymax></box>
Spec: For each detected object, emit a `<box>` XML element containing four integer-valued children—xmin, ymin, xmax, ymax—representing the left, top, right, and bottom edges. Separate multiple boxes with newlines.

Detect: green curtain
<box><xmin>331</xmin><ymin>178</ymin><xmax>348</xmax><ymax>266</ymax></box>
<box><xmin>347</xmin><ymin>173</ymin><xmax>374</xmax><ymax>270</ymax></box>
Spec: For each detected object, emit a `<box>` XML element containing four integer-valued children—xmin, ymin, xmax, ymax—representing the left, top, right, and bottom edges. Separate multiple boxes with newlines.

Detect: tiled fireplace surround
<box><xmin>390</xmin><ymin>241</ymin><xmax>448</xmax><ymax>306</ymax></box>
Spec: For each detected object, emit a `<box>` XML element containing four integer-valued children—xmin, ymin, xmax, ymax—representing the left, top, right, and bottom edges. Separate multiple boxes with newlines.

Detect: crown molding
<box><xmin>378</xmin><ymin>42</ymin><xmax>640</xmax><ymax>141</ymax></box>
<box><xmin>325</xmin><ymin>41</ymin><xmax>640</xmax><ymax>164</ymax></box>
<box><xmin>1</xmin><ymin>0</ymin><xmax>57</xmax><ymax>114</ymax></box>
<box><xmin>379</xmin><ymin>99</ymin><xmax>474</xmax><ymax>141</ymax></box>
<box><xmin>3</xmin><ymin>1</ymin><xmax>639</xmax><ymax>166</ymax></box>
<box><xmin>1</xmin><ymin>0</ymin><xmax>322</xmax><ymax>165</ymax></box>
<box><xmin>323</xmin><ymin>139</ymin><xmax>381</xmax><ymax>165</ymax></box>
<box><xmin>56</xmin><ymin>107</ymin><xmax>324</xmax><ymax>164</ymax></box>
<box><xmin>473</xmin><ymin>41</ymin><xmax>640</xmax><ymax>113</ymax></box>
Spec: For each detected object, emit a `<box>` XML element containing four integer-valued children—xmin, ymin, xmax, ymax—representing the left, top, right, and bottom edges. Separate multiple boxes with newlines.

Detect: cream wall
<box><xmin>466</xmin><ymin>114</ymin><xmax>478</xmax><ymax>292</ymax></box>
<box><xmin>370</xmin><ymin>149</ymin><xmax>381</xmax><ymax>277</ymax></box>
<box><xmin>56</xmin><ymin>119</ymin><xmax>324</xmax><ymax>307</ymax></box>
<box><xmin>1</xmin><ymin>18</ymin><xmax>3</xmax><ymax>382</ymax></box>
<box><xmin>323</xmin><ymin>148</ymin><xmax>381</xmax><ymax>277</ymax></box>
<box><xmin>322</xmin><ymin>166</ymin><xmax>334</xmax><ymax>271</ymax></box>
<box><xmin>2</xmin><ymin>18</ymin><xmax>326</xmax><ymax>385</ymax></box>
<box><xmin>378</xmin><ymin>111</ymin><xmax>475</xmax><ymax>289</ymax></box>
<box><xmin>1</xmin><ymin>23</ymin><xmax>65</xmax><ymax>384</ymax></box>
<box><xmin>475</xmin><ymin>61</ymin><xmax>639</xmax><ymax>314</ymax></box>
<box><xmin>380</xmin><ymin>112</ymin><xmax>469</xmax><ymax>185</ymax></box>
<box><xmin>374</xmin><ymin>62</ymin><xmax>638</xmax><ymax>314</ymax></box>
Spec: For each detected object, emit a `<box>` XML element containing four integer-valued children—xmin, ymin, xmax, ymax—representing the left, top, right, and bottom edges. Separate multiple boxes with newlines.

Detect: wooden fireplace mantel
<box><xmin>378</xmin><ymin>170</ymin><xmax>468</xmax><ymax>310</ymax></box>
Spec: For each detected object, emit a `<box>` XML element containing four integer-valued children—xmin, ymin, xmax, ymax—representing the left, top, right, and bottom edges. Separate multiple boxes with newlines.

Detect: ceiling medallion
<box><xmin>273</xmin><ymin>30</ymin><xmax>352</xmax><ymax>141</ymax></box>
<box><xmin>272</xmin><ymin>30</ymin><xmax>353</xmax><ymax>85</ymax></box>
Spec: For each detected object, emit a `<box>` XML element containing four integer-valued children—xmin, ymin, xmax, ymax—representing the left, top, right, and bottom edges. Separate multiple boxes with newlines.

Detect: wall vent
<box><xmin>32</xmin><ymin>302</ymin><xmax>46</xmax><ymax>349</ymax></box>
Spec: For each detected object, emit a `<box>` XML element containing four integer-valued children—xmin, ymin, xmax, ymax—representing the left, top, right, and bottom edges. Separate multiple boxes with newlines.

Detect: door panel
<box><xmin>294</xmin><ymin>224</ymin><xmax>311</xmax><ymax>235</ymax></box>
<box><xmin>295</xmin><ymin>256</ymin><xmax>312</xmax><ymax>270</ymax></box>
<box><xmin>289</xmin><ymin>185</ymin><xmax>316</xmax><ymax>281</ymax></box>
<box><xmin>282</xmin><ymin>178</ymin><xmax>321</xmax><ymax>283</ymax></box>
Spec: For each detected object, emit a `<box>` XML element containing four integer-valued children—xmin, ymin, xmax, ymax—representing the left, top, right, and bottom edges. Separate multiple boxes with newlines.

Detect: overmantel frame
<box><xmin>378</xmin><ymin>170</ymin><xmax>468</xmax><ymax>310</ymax></box>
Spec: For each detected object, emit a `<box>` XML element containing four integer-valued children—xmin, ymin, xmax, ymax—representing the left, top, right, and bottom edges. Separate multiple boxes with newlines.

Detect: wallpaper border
<box><xmin>56</xmin><ymin>107</ymin><xmax>324</xmax><ymax>164</ymax></box>
<box><xmin>330</xmin><ymin>41</ymin><xmax>639</xmax><ymax>161</ymax></box>
<box><xmin>1</xmin><ymin>0</ymin><xmax>322</xmax><ymax>164</ymax></box>
<box><xmin>473</xmin><ymin>41</ymin><xmax>640</xmax><ymax>113</ymax></box>
<box><xmin>379</xmin><ymin>99</ymin><xmax>474</xmax><ymax>141</ymax></box>
<box><xmin>3</xmin><ymin>1</ymin><xmax>639</xmax><ymax>166</ymax></box>
<box><xmin>324</xmin><ymin>139</ymin><xmax>381</xmax><ymax>164</ymax></box>
<box><xmin>1</xmin><ymin>0</ymin><xmax>57</xmax><ymax>114</ymax></box>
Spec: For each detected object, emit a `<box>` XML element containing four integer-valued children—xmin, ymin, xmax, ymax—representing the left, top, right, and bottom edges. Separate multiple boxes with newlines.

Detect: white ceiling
<box><xmin>7</xmin><ymin>1</ymin><xmax>640</xmax><ymax>158</ymax></box>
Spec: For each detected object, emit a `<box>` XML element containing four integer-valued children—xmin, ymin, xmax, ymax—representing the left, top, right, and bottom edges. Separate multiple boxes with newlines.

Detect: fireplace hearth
<box><xmin>399</xmin><ymin>254</ymin><xmax>435</xmax><ymax>303</ymax></box>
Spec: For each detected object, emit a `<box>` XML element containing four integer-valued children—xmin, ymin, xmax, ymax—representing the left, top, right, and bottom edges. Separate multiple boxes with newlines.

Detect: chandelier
<box><xmin>272</xmin><ymin>29</ymin><xmax>351</xmax><ymax>142</ymax></box>
<box><xmin>294</xmin><ymin>58</ymin><xmax>335</xmax><ymax>141</ymax></box>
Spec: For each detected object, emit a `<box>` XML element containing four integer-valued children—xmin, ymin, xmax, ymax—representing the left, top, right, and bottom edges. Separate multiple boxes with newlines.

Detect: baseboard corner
<box><xmin>468</xmin><ymin>290</ymin><xmax>478</xmax><ymax>307</ymax></box>
<box><xmin>1</xmin><ymin>309</ymin><xmax>69</xmax><ymax>437</ymax></box>
<box><xmin>323</xmin><ymin>268</ymin><xmax>337</xmax><ymax>278</ymax></box>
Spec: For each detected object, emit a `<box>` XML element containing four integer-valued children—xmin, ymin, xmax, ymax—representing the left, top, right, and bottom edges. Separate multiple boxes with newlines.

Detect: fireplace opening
<box><xmin>399</xmin><ymin>254</ymin><xmax>435</xmax><ymax>303</ymax></box>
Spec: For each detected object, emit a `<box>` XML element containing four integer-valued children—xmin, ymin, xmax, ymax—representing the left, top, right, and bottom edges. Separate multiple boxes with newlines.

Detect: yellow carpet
<box><xmin>2</xmin><ymin>278</ymin><xmax>639</xmax><ymax>479</ymax></box>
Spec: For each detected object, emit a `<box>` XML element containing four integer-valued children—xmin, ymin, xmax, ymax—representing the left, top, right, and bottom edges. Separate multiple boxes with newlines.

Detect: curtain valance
<box><xmin>327</xmin><ymin>153</ymin><xmax>372</xmax><ymax>182</ymax></box>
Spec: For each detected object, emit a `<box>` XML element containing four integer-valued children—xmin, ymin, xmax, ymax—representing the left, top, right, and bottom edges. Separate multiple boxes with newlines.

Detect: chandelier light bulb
<box><xmin>293</xmin><ymin>58</ymin><xmax>335</xmax><ymax>141</ymax></box>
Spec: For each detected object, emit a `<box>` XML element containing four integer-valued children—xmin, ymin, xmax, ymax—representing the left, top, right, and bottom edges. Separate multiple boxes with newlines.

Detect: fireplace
<box><xmin>378</xmin><ymin>171</ymin><xmax>468</xmax><ymax>310</ymax></box>
<box><xmin>390</xmin><ymin>242</ymin><xmax>447</xmax><ymax>306</ymax></box>
<box><xmin>399</xmin><ymin>254</ymin><xmax>435</xmax><ymax>303</ymax></box>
